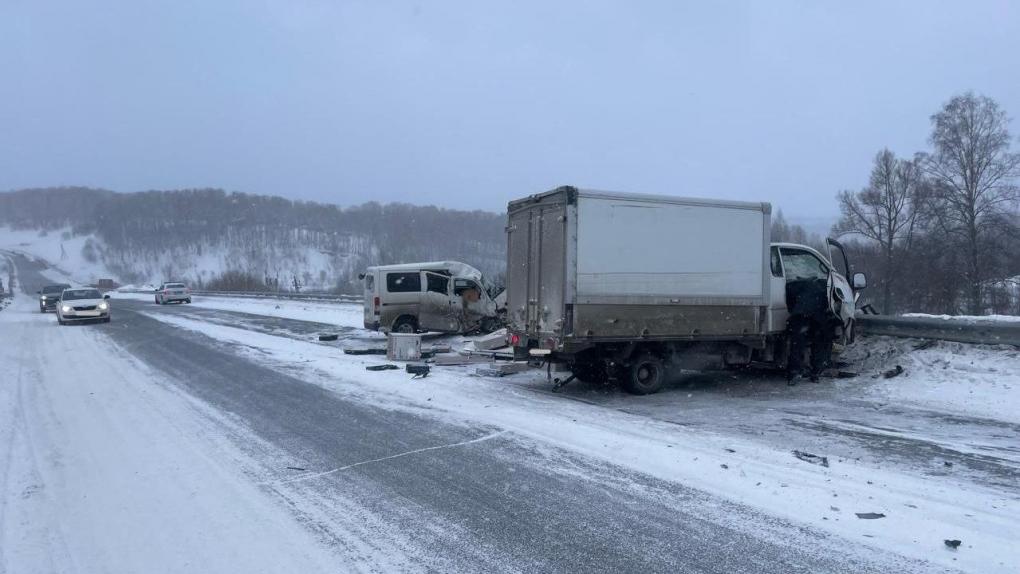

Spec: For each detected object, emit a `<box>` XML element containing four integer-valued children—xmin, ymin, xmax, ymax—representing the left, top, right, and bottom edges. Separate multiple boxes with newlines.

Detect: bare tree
<box><xmin>834</xmin><ymin>149</ymin><xmax>927</xmax><ymax>313</ymax></box>
<box><xmin>921</xmin><ymin>93</ymin><xmax>1020</xmax><ymax>314</ymax></box>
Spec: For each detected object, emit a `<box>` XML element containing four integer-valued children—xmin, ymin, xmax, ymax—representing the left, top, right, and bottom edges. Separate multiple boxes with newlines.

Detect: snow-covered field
<box><xmin>0</xmin><ymin>227</ymin><xmax>115</xmax><ymax>286</ymax></box>
<box><xmin>144</xmin><ymin>311</ymin><xmax>1020</xmax><ymax>574</ymax></box>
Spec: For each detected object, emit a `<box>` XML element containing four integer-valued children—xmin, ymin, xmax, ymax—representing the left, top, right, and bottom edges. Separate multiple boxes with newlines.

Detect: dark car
<box><xmin>38</xmin><ymin>283</ymin><xmax>72</xmax><ymax>312</ymax></box>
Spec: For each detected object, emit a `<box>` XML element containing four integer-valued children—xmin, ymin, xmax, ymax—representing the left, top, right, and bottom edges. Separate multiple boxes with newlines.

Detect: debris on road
<box><xmin>882</xmin><ymin>365</ymin><xmax>905</xmax><ymax>379</ymax></box>
<box><xmin>434</xmin><ymin>355</ymin><xmax>491</xmax><ymax>366</ymax></box>
<box><xmin>855</xmin><ymin>512</ymin><xmax>886</xmax><ymax>519</ymax></box>
<box><xmin>475</xmin><ymin>362</ymin><xmax>530</xmax><ymax>377</ymax></box>
<box><xmin>366</xmin><ymin>364</ymin><xmax>399</xmax><ymax>371</ymax></box>
<box><xmin>344</xmin><ymin>347</ymin><xmax>387</xmax><ymax>355</ymax></box>
<box><xmin>286</xmin><ymin>466</ymin><xmax>307</xmax><ymax>471</ymax></box>
<box><xmin>406</xmin><ymin>363</ymin><xmax>431</xmax><ymax>378</ymax></box>
<box><xmin>834</xmin><ymin>371</ymin><xmax>859</xmax><ymax>379</ymax></box>
<box><xmin>793</xmin><ymin>450</ymin><xmax>830</xmax><ymax>468</ymax></box>
<box><xmin>317</xmin><ymin>333</ymin><xmax>339</xmax><ymax>342</ymax></box>
<box><xmin>388</xmin><ymin>333</ymin><xmax>422</xmax><ymax>360</ymax></box>
<box><xmin>944</xmin><ymin>539</ymin><xmax>962</xmax><ymax>549</ymax></box>
<box><xmin>913</xmin><ymin>340</ymin><xmax>938</xmax><ymax>351</ymax></box>
<box><xmin>474</xmin><ymin>328</ymin><xmax>509</xmax><ymax>351</ymax></box>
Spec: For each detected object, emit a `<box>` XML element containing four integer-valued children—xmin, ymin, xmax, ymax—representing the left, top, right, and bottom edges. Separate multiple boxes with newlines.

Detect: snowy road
<box><xmin>2</xmin><ymin>252</ymin><xmax>1017</xmax><ymax>573</ymax></box>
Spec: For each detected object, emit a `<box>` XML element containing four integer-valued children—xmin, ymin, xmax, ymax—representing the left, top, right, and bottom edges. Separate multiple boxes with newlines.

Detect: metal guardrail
<box><xmin>120</xmin><ymin>289</ymin><xmax>361</xmax><ymax>303</ymax></box>
<box><xmin>857</xmin><ymin>315</ymin><xmax>1020</xmax><ymax>346</ymax></box>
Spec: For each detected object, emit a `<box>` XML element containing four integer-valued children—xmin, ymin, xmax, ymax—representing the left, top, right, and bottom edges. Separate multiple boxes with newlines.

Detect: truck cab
<box><xmin>769</xmin><ymin>241</ymin><xmax>864</xmax><ymax>345</ymax></box>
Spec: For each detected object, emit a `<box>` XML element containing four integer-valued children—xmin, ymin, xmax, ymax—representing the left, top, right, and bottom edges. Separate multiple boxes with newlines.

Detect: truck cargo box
<box><xmin>506</xmin><ymin>186</ymin><xmax>771</xmax><ymax>352</ymax></box>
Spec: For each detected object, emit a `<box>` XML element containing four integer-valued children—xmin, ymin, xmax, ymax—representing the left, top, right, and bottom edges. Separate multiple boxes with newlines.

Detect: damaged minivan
<box><xmin>361</xmin><ymin>261</ymin><xmax>504</xmax><ymax>334</ymax></box>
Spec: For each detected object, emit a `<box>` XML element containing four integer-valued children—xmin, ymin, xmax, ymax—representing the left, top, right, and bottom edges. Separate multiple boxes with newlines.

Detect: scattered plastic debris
<box><xmin>366</xmin><ymin>364</ymin><xmax>399</xmax><ymax>371</ymax></box>
<box><xmin>318</xmin><ymin>333</ymin><xmax>339</xmax><ymax>342</ymax></box>
<box><xmin>855</xmin><ymin>512</ymin><xmax>886</xmax><ymax>519</ymax></box>
<box><xmin>793</xmin><ymin>450</ymin><xmax>830</xmax><ymax>468</ymax></box>
<box><xmin>883</xmin><ymin>365</ymin><xmax>905</xmax><ymax>379</ymax></box>
<box><xmin>944</xmin><ymin>539</ymin><xmax>962</xmax><ymax>549</ymax></box>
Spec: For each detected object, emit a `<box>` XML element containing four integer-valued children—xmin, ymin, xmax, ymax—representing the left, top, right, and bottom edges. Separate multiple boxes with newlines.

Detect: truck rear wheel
<box><xmin>623</xmin><ymin>353</ymin><xmax>665</xmax><ymax>395</ymax></box>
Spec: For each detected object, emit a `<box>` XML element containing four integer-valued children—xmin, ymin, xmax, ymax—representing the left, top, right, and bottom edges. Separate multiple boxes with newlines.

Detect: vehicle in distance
<box><xmin>155</xmin><ymin>282</ymin><xmax>192</xmax><ymax>304</ymax></box>
<box><xmin>57</xmin><ymin>288</ymin><xmax>111</xmax><ymax>325</ymax></box>
<box><xmin>38</xmin><ymin>283</ymin><xmax>72</xmax><ymax>312</ymax></box>
<box><xmin>361</xmin><ymin>261</ymin><xmax>504</xmax><ymax>334</ymax></box>
<box><xmin>506</xmin><ymin>186</ymin><xmax>867</xmax><ymax>394</ymax></box>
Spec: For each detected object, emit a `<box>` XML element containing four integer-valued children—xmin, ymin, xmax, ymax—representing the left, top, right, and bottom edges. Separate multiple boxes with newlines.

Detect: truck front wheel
<box><xmin>624</xmin><ymin>353</ymin><xmax>665</xmax><ymax>395</ymax></box>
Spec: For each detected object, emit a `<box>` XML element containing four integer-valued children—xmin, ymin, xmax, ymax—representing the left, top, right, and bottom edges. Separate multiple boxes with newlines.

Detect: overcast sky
<box><xmin>1</xmin><ymin>1</ymin><xmax>1018</xmax><ymax>218</ymax></box>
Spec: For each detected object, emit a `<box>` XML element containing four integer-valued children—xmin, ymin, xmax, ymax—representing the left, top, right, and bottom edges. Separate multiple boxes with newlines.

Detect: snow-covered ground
<box><xmin>113</xmin><ymin>290</ymin><xmax>365</xmax><ymax>328</ymax></box>
<box><xmin>842</xmin><ymin>337</ymin><xmax>1020</xmax><ymax>423</ymax></box>
<box><xmin>0</xmin><ymin>292</ymin><xmax>343</xmax><ymax>573</ymax></box>
<box><xmin>0</xmin><ymin>227</ymin><xmax>116</xmax><ymax>286</ymax></box>
<box><xmin>143</xmin><ymin>311</ymin><xmax>1020</xmax><ymax>574</ymax></box>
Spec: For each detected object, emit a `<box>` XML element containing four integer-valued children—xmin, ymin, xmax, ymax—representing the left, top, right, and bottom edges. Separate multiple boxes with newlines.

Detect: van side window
<box><xmin>426</xmin><ymin>273</ymin><xmax>449</xmax><ymax>294</ymax></box>
<box><xmin>770</xmin><ymin>247</ymin><xmax>783</xmax><ymax>278</ymax></box>
<box><xmin>386</xmin><ymin>272</ymin><xmax>421</xmax><ymax>293</ymax></box>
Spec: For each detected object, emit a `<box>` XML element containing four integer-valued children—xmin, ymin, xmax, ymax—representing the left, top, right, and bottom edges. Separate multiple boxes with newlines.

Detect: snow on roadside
<box><xmin>142</xmin><ymin>311</ymin><xmax>1020</xmax><ymax>574</ymax></box>
<box><xmin>113</xmin><ymin>290</ymin><xmax>364</xmax><ymax>327</ymax></box>
<box><xmin>842</xmin><ymin>336</ymin><xmax>1020</xmax><ymax>424</ymax></box>
<box><xmin>0</xmin><ymin>293</ymin><xmax>345</xmax><ymax>573</ymax></box>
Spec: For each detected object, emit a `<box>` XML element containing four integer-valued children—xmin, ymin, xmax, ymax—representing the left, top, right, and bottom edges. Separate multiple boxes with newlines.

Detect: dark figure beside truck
<box><xmin>785</xmin><ymin>278</ymin><xmax>837</xmax><ymax>384</ymax></box>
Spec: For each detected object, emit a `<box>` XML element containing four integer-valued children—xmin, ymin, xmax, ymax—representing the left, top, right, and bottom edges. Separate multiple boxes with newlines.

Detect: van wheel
<box><xmin>391</xmin><ymin>316</ymin><xmax>418</xmax><ymax>334</ymax></box>
<box><xmin>623</xmin><ymin>353</ymin><xmax>665</xmax><ymax>395</ymax></box>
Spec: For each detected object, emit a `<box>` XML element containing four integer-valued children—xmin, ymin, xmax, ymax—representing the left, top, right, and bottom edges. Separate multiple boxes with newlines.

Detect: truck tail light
<box><xmin>509</xmin><ymin>333</ymin><xmax>521</xmax><ymax>346</ymax></box>
<box><xmin>373</xmin><ymin>296</ymin><xmax>380</xmax><ymax>315</ymax></box>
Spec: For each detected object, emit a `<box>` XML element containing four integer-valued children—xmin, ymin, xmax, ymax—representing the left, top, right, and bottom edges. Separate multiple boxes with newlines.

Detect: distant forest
<box><xmin>0</xmin><ymin>187</ymin><xmax>506</xmax><ymax>292</ymax></box>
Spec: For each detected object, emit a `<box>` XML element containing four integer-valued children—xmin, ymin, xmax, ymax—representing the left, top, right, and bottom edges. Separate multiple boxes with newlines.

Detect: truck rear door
<box><xmin>507</xmin><ymin>199</ymin><xmax>567</xmax><ymax>340</ymax></box>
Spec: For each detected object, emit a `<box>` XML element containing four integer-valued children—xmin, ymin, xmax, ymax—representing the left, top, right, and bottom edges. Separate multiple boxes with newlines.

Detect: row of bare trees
<box><xmin>835</xmin><ymin>93</ymin><xmax>1020</xmax><ymax>315</ymax></box>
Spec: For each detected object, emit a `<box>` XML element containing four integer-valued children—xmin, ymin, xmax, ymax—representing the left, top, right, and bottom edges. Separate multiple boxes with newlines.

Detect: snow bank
<box><xmin>844</xmin><ymin>336</ymin><xmax>1020</xmax><ymax>423</ymax></box>
<box><xmin>113</xmin><ymin>291</ymin><xmax>364</xmax><ymax>327</ymax></box>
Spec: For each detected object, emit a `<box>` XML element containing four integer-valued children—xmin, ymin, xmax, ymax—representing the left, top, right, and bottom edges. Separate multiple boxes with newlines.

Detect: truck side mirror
<box><xmin>104</xmin><ymin>294</ymin><xmax>111</xmax><ymax>300</ymax></box>
<box><xmin>852</xmin><ymin>272</ymin><xmax>867</xmax><ymax>290</ymax></box>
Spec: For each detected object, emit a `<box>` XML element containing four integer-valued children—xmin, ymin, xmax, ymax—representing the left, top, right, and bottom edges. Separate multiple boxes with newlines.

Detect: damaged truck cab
<box><xmin>362</xmin><ymin>261</ymin><xmax>503</xmax><ymax>334</ymax></box>
<box><xmin>505</xmin><ymin>186</ymin><xmax>866</xmax><ymax>394</ymax></box>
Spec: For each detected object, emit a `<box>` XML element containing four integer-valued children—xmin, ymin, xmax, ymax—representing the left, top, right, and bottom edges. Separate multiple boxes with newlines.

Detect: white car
<box><xmin>57</xmin><ymin>288</ymin><xmax>112</xmax><ymax>325</ymax></box>
<box><xmin>155</xmin><ymin>282</ymin><xmax>192</xmax><ymax>304</ymax></box>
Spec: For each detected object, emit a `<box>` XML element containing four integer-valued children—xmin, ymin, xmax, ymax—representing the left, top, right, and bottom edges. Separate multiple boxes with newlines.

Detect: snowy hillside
<box><xmin>0</xmin><ymin>188</ymin><xmax>506</xmax><ymax>291</ymax></box>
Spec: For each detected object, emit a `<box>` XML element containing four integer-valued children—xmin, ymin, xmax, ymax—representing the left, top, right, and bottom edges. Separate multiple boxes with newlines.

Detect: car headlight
<box><xmin>61</xmin><ymin>305</ymin><xmax>72</xmax><ymax>313</ymax></box>
<box><xmin>40</xmin><ymin>295</ymin><xmax>46</xmax><ymax>300</ymax></box>
<box><xmin>98</xmin><ymin>302</ymin><xmax>109</xmax><ymax>310</ymax></box>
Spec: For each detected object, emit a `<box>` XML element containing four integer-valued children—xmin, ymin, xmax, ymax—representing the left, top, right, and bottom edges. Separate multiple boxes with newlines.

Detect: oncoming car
<box><xmin>38</xmin><ymin>283</ymin><xmax>72</xmax><ymax>312</ymax></box>
<box><xmin>155</xmin><ymin>282</ymin><xmax>192</xmax><ymax>304</ymax></box>
<box><xmin>57</xmin><ymin>288</ymin><xmax>112</xmax><ymax>325</ymax></box>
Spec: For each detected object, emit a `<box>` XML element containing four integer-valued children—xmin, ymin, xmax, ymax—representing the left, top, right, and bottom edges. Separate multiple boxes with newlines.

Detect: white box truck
<box><xmin>506</xmin><ymin>186</ymin><xmax>867</xmax><ymax>394</ymax></box>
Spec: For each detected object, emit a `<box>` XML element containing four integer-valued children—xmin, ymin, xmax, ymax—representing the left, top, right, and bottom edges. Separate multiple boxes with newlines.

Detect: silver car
<box><xmin>57</xmin><ymin>288</ymin><xmax>111</xmax><ymax>325</ymax></box>
<box><xmin>155</xmin><ymin>282</ymin><xmax>192</xmax><ymax>304</ymax></box>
